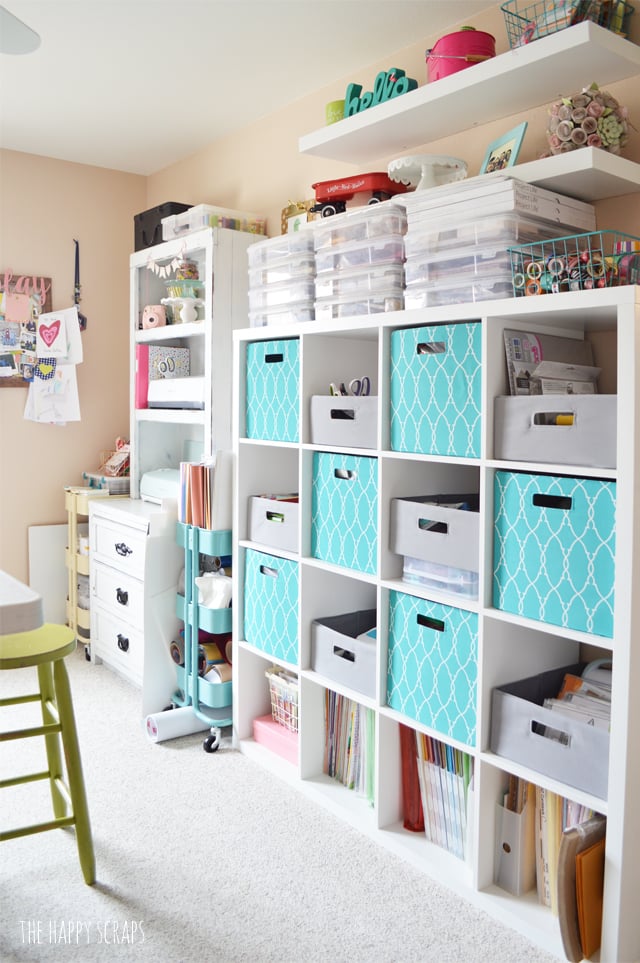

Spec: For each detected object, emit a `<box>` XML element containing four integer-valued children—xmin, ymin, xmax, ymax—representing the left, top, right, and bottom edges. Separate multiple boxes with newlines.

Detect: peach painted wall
<box><xmin>147</xmin><ymin>4</ymin><xmax>640</xmax><ymax>234</ymax></box>
<box><xmin>2</xmin><ymin>2</ymin><xmax>639</xmax><ymax>586</ymax></box>
<box><xmin>0</xmin><ymin>150</ymin><xmax>145</xmax><ymax>580</ymax></box>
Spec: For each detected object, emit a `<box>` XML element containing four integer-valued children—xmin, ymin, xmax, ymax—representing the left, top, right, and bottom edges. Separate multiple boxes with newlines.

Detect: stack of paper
<box><xmin>544</xmin><ymin>666</ymin><xmax>612</xmax><ymax>733</ymax></box>
<box><xmin>178</xmin><ymin>450</ymin><xmax>233</xmax><ymax>530</ymax></box>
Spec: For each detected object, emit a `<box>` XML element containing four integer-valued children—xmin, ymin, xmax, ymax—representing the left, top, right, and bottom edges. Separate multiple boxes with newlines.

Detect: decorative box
<box><xmin>493</xmin><ymin>470</ymin><xmax>616</xmax><ymax>637</ymax></box>
<box><xmin>311</xmin><ymin>451</ymin><xmax>378</xmax><ymax>574</ymax></box>
<box><xmin>390</xmin><ymin>321</ymin><xmax>481</xmax><ymax>457</ymax></box>
<box><xmin>386</xmin><ymin>589</ymin><xmax>478</xmax><ymax>746</ymax></box>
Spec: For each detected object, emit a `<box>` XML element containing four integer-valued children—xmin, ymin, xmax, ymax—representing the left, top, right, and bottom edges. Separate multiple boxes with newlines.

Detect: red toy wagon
<box><xmin>311</xmin><ymin>172</ymin><xmax>410</xmax><ymax>217</ymax></box>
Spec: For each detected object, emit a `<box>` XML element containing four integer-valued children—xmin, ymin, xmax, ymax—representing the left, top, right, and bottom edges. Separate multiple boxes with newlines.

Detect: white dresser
<box><xmin>89</xmin><ymin>498</ymin><xmax>182</xmax><ymax>716</ymax></box>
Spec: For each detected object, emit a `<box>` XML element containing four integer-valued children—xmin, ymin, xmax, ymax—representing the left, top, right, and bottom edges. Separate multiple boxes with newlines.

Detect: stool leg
<box><xmin>37</xmin><ymin>661</ymin><xmax>67</xmax><ymax>819</ymax></box>
<box><xmin>52</xmin><ymin>658</ymin><xmax>96</xmax><ymax>885</ymax></box>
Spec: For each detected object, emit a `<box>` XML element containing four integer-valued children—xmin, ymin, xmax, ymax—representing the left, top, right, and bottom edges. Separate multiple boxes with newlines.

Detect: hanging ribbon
<box><xmin>73</xmin><ymin>239</ymin><xmax>87</xmax><ymax>331</ymax></box>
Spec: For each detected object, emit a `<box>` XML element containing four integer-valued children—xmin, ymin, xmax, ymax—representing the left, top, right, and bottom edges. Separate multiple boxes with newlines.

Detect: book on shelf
<box><xmin>135</xmin><ymin>343</ymin><xmax>190</xmax><ymax>409</ymax></box>
<box><xmin>557</xmin><ymin>813</ymin><xmax>607</xmax><ymax>963</ymax></box>
<box><xmin>178</xmin><ymin>450</ymin><xmax>233</xmax><ymax>530</ymax></box>
<box><xmin>414</xmin><ymin>732</ymin><xmax>473</xmax><ymax>861</ymax></box>
<box><xmin>323</xmin><ymin>691</ymin><xmax>374</xmax><ymax>805</ymax></box>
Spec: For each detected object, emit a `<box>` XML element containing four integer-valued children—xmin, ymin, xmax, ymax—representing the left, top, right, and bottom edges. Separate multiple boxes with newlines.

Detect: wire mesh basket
<box><xmin>265</xmin><ymin>666</ymin><xmax>299</xmax><ymax>732</ymax></box>
<box><xmin>501</xmin><ymin>0</ymin><xmax>634</xmax><ymax>47</ymax></box>
<box><xmin>508</xmin><ymin>230</ymin><xmax>640</xmax><ymax>296</ymax></box>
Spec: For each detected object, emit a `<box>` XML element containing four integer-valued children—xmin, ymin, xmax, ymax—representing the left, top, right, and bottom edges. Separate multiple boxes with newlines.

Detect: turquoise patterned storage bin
<box><xmin>311</xmin><ymin>451</ymin><xmax>378</xmax><ymax>574</ymax></box>
<box><xmin>245</xmin><ymin>338</ymin><xmax>300</xmax><ymax>442</ymax></box>
<box><xmin>493</xmin><ymin>471</ymin><xmax>616</xmax><ymax>637</ymax></box>
<box><xmin>387</xmin><ymin>590</ymin><xmax>478</xmax><ymax>746</ymax></box>
<box><xmin>243</xmin><ymin>549</ymin><xmax>299</xmax><ymax>664</ymax></box>
<box><xmin>390</xmin><ymin>322</ymin><xmax>481</xmax><ymax>457</ymax></box>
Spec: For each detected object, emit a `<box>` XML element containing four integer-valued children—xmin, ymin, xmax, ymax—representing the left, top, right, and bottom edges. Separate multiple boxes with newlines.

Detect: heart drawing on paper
<box><xmin>35</xmin><ymin>360</ymin><xmax>56</xmax><ymax>379</ymax></box>
<box><xmin>40</xmin><ymin>320</ymin><xmax>61</xmax><ymax>348</ymax></box>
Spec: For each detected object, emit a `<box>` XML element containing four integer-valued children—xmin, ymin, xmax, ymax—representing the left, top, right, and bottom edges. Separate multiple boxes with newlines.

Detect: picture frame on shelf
<box><xmin>479</xmin><ymin>121</ymin><xmax>528</xmax><ymax>174</ymax></box>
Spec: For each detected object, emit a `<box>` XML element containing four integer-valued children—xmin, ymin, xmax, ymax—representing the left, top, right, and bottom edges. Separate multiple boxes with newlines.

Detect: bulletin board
<box><xmin>0</xmin><ymin>271</ymin><xmax>53</xmax><ymax>387</ymax></box>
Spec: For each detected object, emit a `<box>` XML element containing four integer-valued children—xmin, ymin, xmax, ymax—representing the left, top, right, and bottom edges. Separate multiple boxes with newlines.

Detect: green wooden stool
<box><xmin>0</xmin><ymin>623</ymin><xmax>95</xmax><ymax>884</ymax></box>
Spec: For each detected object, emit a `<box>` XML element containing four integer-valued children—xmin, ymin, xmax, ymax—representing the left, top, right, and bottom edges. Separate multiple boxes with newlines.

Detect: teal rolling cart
<box><xmin>173</xmin><ymin>522</ymin><xmax>233</xmax><ymax>752</ymax></box>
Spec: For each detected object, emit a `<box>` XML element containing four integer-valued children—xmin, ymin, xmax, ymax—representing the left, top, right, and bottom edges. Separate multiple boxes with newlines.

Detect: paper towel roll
<box><xmin>144</xmin><ymin>707</ymin><xmax>211</xmax><ymax>743</ymax></box>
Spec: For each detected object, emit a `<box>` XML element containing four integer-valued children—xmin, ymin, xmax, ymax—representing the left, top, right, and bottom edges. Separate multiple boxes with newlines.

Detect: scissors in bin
<box><xmin>348</xmin><ymin>376</ymin><xmax>371</xmax><ymax>396</ymax></box>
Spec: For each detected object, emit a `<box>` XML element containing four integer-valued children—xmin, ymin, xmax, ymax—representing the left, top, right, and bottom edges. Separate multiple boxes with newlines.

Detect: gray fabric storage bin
<box><xmin>311</xmin><ymin>609</ymin><xmax>376</xmax><ymax>698</ymax></box>
<box><xmin>490</xmin><ymin>663</ymin><xmax>609</xmax><ymax>799</ymax></box>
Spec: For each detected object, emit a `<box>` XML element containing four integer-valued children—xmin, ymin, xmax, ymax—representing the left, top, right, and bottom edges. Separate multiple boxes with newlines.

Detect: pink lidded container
<box><xmin>426</xmin><ymin>26</ymin><xmax>496</xmax><ymax>82</ymax></box>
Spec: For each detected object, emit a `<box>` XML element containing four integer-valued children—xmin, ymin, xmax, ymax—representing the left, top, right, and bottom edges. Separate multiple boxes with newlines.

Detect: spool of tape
<box><xmin>204</xmin><ymin>662</ymin><xmax>233</xmax><ymax>683</ymax></box>
<box><xmin>526</xmin><ymin>260</ymin><xmax>544</xmax><ymax>280</ymax></box>
<box><xmin>547</xmin><ymin>256</ymin><xmax>565</xmax><ymax>276</ymax></box>
<box><xmin>169</xmin><ymin>638</ymin><xmax>185</xmax><ymax>666</ymax></box>
<box><xmin>198</xmin><ymin>641</ymin><xmax>225</xmax><ymax>675</ymax></box>
<box><xmin>144</xmin><ymin>707</ymin><xmax>211</xmax><ymax>743</ymax></box>
<box><xmin>525</xmin><ymin>279</ymin><xmax>542</xmax><ymax>296</ymax></box>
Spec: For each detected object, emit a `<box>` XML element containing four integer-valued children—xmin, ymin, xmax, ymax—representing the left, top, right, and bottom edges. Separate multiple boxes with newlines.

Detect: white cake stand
<box><xmin>388</xmin><ymin>154</ymin><xmax>468</xmax><ymax>191</ymax></box>
<box><xmin>161</xmin><ymin>297</ymin><xmax>204</xmax><ymax>325</ymax></box>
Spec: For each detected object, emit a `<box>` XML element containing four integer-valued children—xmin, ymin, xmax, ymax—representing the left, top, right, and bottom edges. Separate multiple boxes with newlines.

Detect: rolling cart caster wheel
<box><xmin>203</xmin><ymin>728</ymin><xmax>221</xmax><ymax>753</ymax></box>
<box><xmin>84</xmin><ymin>646</ymin><xmax>91</xmax><ymax>662</ymax></box>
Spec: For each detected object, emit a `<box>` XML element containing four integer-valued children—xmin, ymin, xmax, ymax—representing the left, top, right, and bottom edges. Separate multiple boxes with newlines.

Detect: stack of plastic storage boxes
<box><xmin>312</xmin><ymin>203</ymin><xmax>407</xmax><ymax>321</ymax></box>
<box><xmin>247</xmin><ymin>232</ymin><xmax>316</xmax><ymax>328</ymax></box>
<box><xmin>399</xmin><ymin>174</ymin><xmax>596</xmax><ymax>308</ymax></box>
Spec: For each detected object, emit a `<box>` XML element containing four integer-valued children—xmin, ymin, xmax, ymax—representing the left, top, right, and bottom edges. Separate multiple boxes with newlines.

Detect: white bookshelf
<box><xmin>234</xmin><ymin>22</ymin><xmax>640</xmax><ymax>962</ymax></box>
<box><xmin>233</xmin><ymin>287</ymin><xmax>640</xmax><ymax>962</ymax></box>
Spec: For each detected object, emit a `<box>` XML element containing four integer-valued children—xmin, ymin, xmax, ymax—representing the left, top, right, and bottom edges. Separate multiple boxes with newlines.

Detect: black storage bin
<box><xmin>134</xmin><ymin>202</ymin><xmax>191</xmax><ymax>251</ymax></box>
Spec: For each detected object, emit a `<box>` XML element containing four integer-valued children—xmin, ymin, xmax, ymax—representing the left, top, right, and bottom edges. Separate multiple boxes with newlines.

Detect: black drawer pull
<box><xmin>417</xmin><ymin>614</ymin><xmax>445</xmax><ymax>632</ymax></box>
<box><xmin>417</xmin><ymin>340</ymin><xmax>446</xmax><ymax>356</ymax></box>
<box><xmin>532</xmin><ymin>493</ymin><xmax>573</xmax><ymax>511</ymax></box>
<box><xmin>117</xmin><ymin>633</ymin><xmax>129</xmax><ymax>652</ymax></box>
<box><xmin>116</xmin><ymin>587</ymin><xmax>128</xmax><ymax>606</ymax></box>
<box><xmin>115</xmin><ymin>542</ymin><xmax>133</xmax><ymax>557</ymax></box>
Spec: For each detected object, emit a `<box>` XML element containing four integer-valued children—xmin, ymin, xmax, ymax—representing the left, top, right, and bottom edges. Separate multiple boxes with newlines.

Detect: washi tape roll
<box><xmin>170</xmin><ymin>638</ymin><xmax>185</xmax><ymax>666</ymax></box>
<box><xmin>526</xmin><ymin>260</ymin><xmax>544</xmax><ymax>280</ymax></box>
<box><xmin>204</xmin><ymin>662</ymin><xmax>233</xmax><ymax>683</ymax></box>
<box><xmin>512</xmin><ymin>272</ymin><xmax>526</xmax><ymax>290</ymax></box>
<box><xmin>525</xmin><ymin>279</ymin><xmax>542</xmax><ymax>296</ymax></box>
<box><xmin>198</xmin><ymin>641</ymin><xmax>225</xmax><ymax>675</ymax></box>
<box><xmin>547</xmin><ymin>256</ymin><xmax>565</xmax><ymax>276</ymax></box>
<box><xmin>587</xmin><ymin>254</ymin><xmax>605</xmax><ymax>278</ymax></box>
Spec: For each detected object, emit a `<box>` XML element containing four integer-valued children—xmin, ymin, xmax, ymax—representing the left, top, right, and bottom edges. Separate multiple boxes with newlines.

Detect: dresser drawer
<box><xmin>92</xmin><ymin>561</ymin><xmax>144</xmax><ymax>626</ymax></box>
<box><xmin>91</xmin><ymin>518</ymin><xmax>147</xmax><ymax>578</ymax></box>
<box><xmin>92</xmin><ymin>604</ymin><xmax>144</xmax><ymax>683</ymax></box>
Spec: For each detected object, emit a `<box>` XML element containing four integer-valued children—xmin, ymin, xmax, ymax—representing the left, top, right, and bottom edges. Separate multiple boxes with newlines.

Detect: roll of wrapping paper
<box><xmin>144</xmin><ymin>706</ymin><xmax>211</xmax><ymax>743</ymax></box>
<box><xmin>169</xmin><ymin>637</ymin><xmax>185</xmax><ymax>666</ymax></box>
<box><xmin>198</xmin><ymin>641</ymin><xmax>225</xmax><ymax>675</ymax></box>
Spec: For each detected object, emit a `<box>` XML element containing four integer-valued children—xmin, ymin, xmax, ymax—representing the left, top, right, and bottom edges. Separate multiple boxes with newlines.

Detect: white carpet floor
<box><xmin>0</xmin><ymin>647</ymin><xmax>559</xmax><ymax>963</ymax></box>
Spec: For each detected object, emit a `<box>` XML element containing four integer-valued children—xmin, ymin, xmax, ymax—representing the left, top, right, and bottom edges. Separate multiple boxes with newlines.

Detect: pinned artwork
<box><xmin>0</xmin><ymin>270</ymin><xmax>52</xmax><ymax>387</ymax></box>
